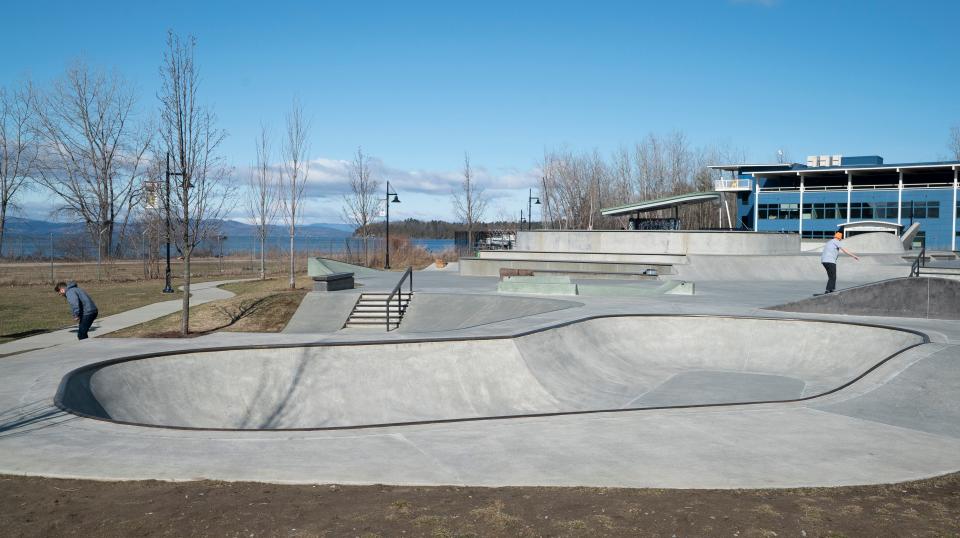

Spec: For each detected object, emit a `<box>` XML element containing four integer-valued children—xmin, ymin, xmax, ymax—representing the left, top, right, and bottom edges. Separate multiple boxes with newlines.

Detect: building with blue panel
<box><xmin>710</xmin><ymin>156</ymin><xmax>960</xmax><ymax>251</ymax></box>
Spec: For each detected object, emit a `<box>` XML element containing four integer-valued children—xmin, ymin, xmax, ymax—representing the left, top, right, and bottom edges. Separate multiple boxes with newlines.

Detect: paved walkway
<box><xmin>1</xmin><ymin>267</ymin><xmax>958</xmax><ymax>489</ymax></box>
<box><xmin>0</xmin><ymin>280</ymin><xmax>244</xmax><ymax>357</ymax></box>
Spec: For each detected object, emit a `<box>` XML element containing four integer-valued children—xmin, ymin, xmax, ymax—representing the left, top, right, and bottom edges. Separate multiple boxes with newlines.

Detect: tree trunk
<box><xmin>288</xmin><ymin>232</ymin><xmax>295</xmax><ymax>289</ymax></box>
<box><xmin>181</xmin><ymin>252</ymin><xmax>190</xmax><ymax>335</ymax></box>
<box><xmin>181</xmin><ymin>191</ymin><xmax>190</xmax><ymax>336</ymax></box>
<box><xmin>0</xmin><ymin>202</ymin><xmax>7</xmax><ymax>258</ymax></box>
<box><xmin>260</xmin><ymin>233</ymin><xmax>266</xmax><ymax>280</ymax></box>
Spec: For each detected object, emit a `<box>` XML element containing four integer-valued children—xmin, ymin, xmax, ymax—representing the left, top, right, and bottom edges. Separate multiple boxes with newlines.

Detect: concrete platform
<box><xmin>769</xmin><ymin>277</ymin><xmax>960</xmax><ymax>319</ymax></box>
<box><xmin>2</xmin><ymin>257</ymin><xmax>959</xmax><ymax>489</ymax></box>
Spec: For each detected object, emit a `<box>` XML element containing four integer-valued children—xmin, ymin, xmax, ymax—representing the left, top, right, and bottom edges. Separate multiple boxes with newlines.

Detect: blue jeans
<box><xmin>77</xmin><ymin>311</ymin><xmax>98</xmax><ymax>340</ymax></box>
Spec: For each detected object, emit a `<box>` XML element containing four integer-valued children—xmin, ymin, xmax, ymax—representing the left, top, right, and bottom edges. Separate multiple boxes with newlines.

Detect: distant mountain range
<box><xmin>2</xmin><ymin>217</ymin><xmax>355</xmax><ymax>237</ymax></box>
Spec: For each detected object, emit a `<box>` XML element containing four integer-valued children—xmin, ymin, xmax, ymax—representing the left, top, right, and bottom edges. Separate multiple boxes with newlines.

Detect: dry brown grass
<box><xmin>333</xmin><ymin>236</ymin><xmax>442</xmax><ymax>270</ymax></box>
<box><xmin>107</xmin><ymin>277</ymin><xmax>309</xmax><ymax>338</ymax></box>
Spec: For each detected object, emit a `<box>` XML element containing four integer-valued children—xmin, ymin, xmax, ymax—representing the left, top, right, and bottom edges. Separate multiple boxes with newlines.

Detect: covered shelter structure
<box><xmin>601</xmin><ymin>191</ymin><xmax>734</xmax><ymax>230</ymax></box>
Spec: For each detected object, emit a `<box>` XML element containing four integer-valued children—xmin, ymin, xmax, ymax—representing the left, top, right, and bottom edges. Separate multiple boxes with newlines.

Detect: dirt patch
<box><xmin>1</xmin><ymin>473</ymin><xmax>958</xmax><ymax>537</ymax></box>
<box><xmin>106</xmin><ymin>289</ymin><xmax>307</xmax><ymax>338</ymax></box>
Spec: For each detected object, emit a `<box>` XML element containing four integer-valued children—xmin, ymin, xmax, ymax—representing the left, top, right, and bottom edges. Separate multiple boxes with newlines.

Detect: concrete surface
<box><xmin>769</xmin><ymin>277</ymin><xmax>960</xmax><ymax>320</ymax></box>
<box><xmin>676</xmin><ymin>253</ymin><xmax>911</xmax><ymax>281</ymax></box>
<box><xmin>842</xmin><ymin>232</ymin><xmax>906</xmax><ymax>254</ymax></box>
<box><xmin>58</xmin><ymin>316</ymin><xmax>921</xmax><ymax>430</ymax></box>
<box><xmin>460</xmin><ymin>257</ymin><xmax>674</xmax><ymax>278</ymax></box>
<box><xmin>516</xmin><ymin>230</ymin><xmax>801</xmax><ymax>255</ymax></box>
<box><xmin>2</xmin><ymin>250</ymin><xmax>960</xmax><ymax>489</ymax></box>
<box><xmin>283</xmin><ymin>292</ymin><xmax>359</xmax><ymax>333</ymax></box>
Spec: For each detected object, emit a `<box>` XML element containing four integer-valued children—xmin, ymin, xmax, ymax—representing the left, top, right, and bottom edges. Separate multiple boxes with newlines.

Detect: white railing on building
<box><xmin>713</xmin><ymin>178</ymin><xmax>753</xmax><ymax>191</ymax></box>
<box><xmin>759</xmin><ymin>182</ymin><xmax>955</xmax><ymax>193</ymax></box>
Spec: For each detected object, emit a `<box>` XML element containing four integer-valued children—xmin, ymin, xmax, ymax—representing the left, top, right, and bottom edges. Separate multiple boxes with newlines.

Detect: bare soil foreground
<box><xmin>2</xmin><ymin>474</ymin><xmax>958</xmax><ymax>537</ymax></box>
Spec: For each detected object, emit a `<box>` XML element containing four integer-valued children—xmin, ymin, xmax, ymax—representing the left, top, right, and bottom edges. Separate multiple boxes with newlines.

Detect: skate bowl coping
<box><xmin>55</xmin><ymin>315</ymin><xmax>926</xmax><ymax>431</ymax></box>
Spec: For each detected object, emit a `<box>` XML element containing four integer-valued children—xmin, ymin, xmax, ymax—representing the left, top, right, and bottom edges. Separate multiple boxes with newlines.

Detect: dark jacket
<box><xmin>64</xmin><ymin>281</ymin><xmax>97</xmax><ymax>318</ymax></box>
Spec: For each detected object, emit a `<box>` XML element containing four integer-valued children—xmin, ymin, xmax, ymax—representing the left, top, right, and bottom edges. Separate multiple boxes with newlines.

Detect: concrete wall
<box><xmin>61</xmin><ymin>316</ymin><xmax>922</xmax><ymax>429</ymax></box>
<box><xmin>676</xmin><ymin>253</ymin><xmax>911</xmax><ymax>281</ymax></box>
<box><xmin>459</xmin><ymin>257</ymin><xmax>674</xmax><ymax>277</ymax></box>
<box><xmin>842</xmin><ymin>232</ymin><xmax>906</xmax><ymax>254</ymax></box>
<box><xmin>517</xmin><ymin>230</ymin><xmax>800</xmax><ymax>255</ymax></box>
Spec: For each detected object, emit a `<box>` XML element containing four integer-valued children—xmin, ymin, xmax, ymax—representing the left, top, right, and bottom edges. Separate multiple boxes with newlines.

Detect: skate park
<box><xmin>2</xmin><ymin>225</ymin><xmax>960</xmax><ymax>489</ymax></box>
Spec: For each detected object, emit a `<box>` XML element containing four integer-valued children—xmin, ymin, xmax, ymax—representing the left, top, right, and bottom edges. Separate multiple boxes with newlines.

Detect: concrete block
<box><xmin>312</xmin><ymin>272</ymin><xmax>354</xmax><ymax>291</ymax></box>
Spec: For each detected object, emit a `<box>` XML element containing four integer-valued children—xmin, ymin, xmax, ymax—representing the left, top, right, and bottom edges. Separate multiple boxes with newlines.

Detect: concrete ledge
<box><xmin>477</xmin><ymin>250</ymin><xmax>687</xmax><ymax>265</ymax></box>
<box><xmin>460</xmin><ymin>257</ymin><xmax>674</xmax><ymax>278</ymax></box>
<box><xmin>498</xmin><ymin>276</ymin><xmax>578</xmax><ymax>295</ymax></box>
<box><xmin>312</xmin><ymin>272</ymin><xmax>354</xmax><ymax>291</ymax></box>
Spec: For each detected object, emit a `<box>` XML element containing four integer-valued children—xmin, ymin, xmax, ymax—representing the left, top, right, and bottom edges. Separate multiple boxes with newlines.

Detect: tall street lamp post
<box><xmin>384</xmin><ymin>181</ymin><xmax>401</xmax><ymax>269</ymax></box>
<box><xmin>164</xmin><ymin>151</ymin><xmax>185</xmax><ymax>293</ymax></box>
<box><xmin>527</xmin><ymin>189</ymin><xmax>541</xmax><ymax>231</ymax></box>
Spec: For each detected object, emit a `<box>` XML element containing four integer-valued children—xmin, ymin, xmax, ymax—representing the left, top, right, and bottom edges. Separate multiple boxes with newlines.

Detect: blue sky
<box><xmin>4</xmin><ymin>0</ymin><xmax>959</xmax><ymax>223</ymax></box>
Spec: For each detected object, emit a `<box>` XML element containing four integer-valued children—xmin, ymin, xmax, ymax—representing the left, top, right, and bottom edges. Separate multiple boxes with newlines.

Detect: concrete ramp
<box><xmin>842</xmin><ymin>232</ymin><xmax>905</xmax><ymax>254</ymax></box>
<box><xmin>57</xmin><ymin>316</ymin><xmax>923</xmax><ymax>430</ymax></box>
<box><xmin>767</xmin><ymin>277</ymin><xmax>960</xmax><ymax>319</ymax></box>
<box><xmin>308</xmin><ymin>257</ymin><xmax>383</xmax><ymax>278</ymax></box>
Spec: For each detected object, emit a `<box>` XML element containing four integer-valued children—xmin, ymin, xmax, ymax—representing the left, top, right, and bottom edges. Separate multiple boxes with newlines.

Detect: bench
<box><xmin>312</xmin><ymin>272</ymin><xmax>354</xmax><ymax>292</ymax></box>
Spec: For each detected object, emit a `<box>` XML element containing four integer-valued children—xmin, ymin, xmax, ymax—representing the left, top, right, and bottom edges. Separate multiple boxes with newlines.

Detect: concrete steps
<box><xmin>918</xmin><ymin>266</ymin><xmax>960</xmax><ymax>280</ymax></box>
<box><xmin>343</xmin><ymin>293</ymin><xmax>413</xmax><ymax>330</ymax></box>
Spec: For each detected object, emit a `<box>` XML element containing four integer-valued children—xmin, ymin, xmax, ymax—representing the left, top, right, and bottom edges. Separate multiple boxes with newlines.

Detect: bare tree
<box><xmin>159</xmin><ymin>31</ymin><xmax>233</xmax><ymax>335</ymax></box>
<box><xmin>452</xmin><ymin>152</ymin><xmax>488</xmax><ymax>250</ymax></box>
<box><xmin>949</xmin><ymin>124</ymin><xmax>960</xmax><ymax>161</ymax></box>
<box><xmin>248</xmin><ymin>123</ymin><xmax>278</xmax><ymax>280</ymax></box>
<box><xmin>278</xmin><ymin>100</ymin><xmax>310</xmax><ymax>289</ymax></box>
<box><xmin>540</xmin><ymin>132</ymin><xmax>743</xmax><ymax>231</ymax></box>
<box><xmin>0</xmin><ymin>80</ymin><xmax>39</xmax><ymax>257</ymax></box>
<box><xmin>34</xmin><ymin>62</ymin><xmax>152</xmax><ymax>259</ymax></box>
<box><xmin>342</xmin><ymin>146</ymin><xmax>379</xmax><ymax>265</ymax></box>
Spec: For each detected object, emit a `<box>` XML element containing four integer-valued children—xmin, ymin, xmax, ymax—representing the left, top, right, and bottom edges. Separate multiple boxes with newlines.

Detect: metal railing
<box><xmin>910</xmin><ymin>247</ymin><xmax>926</xmax><ymax>277</ymax></box>
<box><xmin>385</xmin><ymin>266</ymin><xmax>413</xmax><ymax>331</ymax></box>
<box><xmin>713</xmin><ymin>179</ymin><xmax>753</xmax><ymax>191</ymax></box>
<box><xmin>760</xmin><ymin>182</ymin><xmax>954</xmax><ymax>193</ymax></box>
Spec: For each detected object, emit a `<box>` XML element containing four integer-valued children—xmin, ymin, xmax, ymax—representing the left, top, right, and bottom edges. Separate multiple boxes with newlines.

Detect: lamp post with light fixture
<box><xmin>384</xmin><ymin>181</ymin><xmax>401</xmax><ymax>269</ymax></box>
<box><xmin>527</xmin><ymin>189</ymin><xmax>541</xmax><ymax>231</ymax></box>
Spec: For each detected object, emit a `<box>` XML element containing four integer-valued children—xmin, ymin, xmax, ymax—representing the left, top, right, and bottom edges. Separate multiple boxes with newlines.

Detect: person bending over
<box><xmin>55</xmin><ymin>281</ymin><xmax>99</xmax><ymax>340</ymax></box>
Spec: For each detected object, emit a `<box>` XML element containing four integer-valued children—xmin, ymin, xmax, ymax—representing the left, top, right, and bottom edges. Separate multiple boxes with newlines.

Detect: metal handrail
<box><xmin>385</xmin><ymin>266</ymin><xmax>413</xmax><ymax>331</ymax></box>
<box><xmin>910</xmin><ymin>247</ymin><xmax>926</xmax><ymax>277</ymax></box>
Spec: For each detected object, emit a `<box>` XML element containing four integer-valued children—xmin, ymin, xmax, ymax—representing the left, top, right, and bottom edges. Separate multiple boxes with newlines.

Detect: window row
<box><xmin>758</xmin><ymin>201</ymin><xmax>940</xmax><ymax>220</ymax></box>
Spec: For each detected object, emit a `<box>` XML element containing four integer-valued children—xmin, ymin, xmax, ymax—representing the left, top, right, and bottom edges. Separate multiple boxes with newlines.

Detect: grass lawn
<box><xmin>0</xmin><ymin>280</ymin><xmax>192</xmax><ymax>345</ymax></box>
<box><xmin>106</xmin><ymin>276</ymin><xmax>312</xmax><ymax>338</ymax></box>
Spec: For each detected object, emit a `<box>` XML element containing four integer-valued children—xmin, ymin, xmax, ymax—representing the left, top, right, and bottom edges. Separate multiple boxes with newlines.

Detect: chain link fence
<box><xmin>0</xmin><ymin>233</ymin><xmax>455</xmax><ymax>286</ymax></box>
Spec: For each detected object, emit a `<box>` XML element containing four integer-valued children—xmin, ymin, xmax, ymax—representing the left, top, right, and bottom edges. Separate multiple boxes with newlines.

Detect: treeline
<box><xmin>361</xmin><ymin>218</ymin><xmax>524</xmax><ymax>239</ymax></box>
<box><xmin>540</xmin><ymin>132</ymin><xmax>747</xmax><ymax>230</ymax></box>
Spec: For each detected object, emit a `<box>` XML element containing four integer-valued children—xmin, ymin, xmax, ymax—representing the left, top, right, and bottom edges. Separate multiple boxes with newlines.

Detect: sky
<box><xmin>3</xmin><ymin>0</ymin><xmax>959</xmax><ymax>224</ymax></box>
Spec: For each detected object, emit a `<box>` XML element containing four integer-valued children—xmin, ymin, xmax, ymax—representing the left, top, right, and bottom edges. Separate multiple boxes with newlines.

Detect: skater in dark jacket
<box><xmin>55</xmin><ymin>281</ymin><xmax>98</xmax><ymax>340</ymax></box>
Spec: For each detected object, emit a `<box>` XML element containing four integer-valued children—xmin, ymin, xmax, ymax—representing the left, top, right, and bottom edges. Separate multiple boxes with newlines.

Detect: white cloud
<box><xmin>227</xmin><ymin>154</ymin><xmax>543</xmax><ymax>223</ymax></box>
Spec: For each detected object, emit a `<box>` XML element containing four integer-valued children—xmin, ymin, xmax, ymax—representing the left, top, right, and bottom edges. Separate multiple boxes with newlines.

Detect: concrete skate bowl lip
<box><xmin>54</xmin><ymin>314</ymin><xmax>929</xmax><ymax>432</ymax></box>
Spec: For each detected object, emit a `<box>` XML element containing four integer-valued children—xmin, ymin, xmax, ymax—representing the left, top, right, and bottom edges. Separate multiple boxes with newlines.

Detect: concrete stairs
<box><xmin>917</xmin><ymin>265</ymin><xmax>960</xmax><ymax>280</ymax></box>
<box><xmin>343</xmin><ymin>292</ymin><xmax>413</xmax><ymax>330</ymax></box>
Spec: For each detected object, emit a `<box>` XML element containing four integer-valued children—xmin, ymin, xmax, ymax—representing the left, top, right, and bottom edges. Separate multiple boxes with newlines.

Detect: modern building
<box><xmin>710</xmin><ymin>156</ymin><xmax>960</xmax><ymax>251</ymax></box>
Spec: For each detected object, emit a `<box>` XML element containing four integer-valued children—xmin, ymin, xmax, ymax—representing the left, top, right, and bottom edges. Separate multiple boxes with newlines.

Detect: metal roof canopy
<box><xmin>750</xmin><ymin>161</ymin><xmax>960</xmax><ymax>177</ymax></box>
<box><xmin>601</xmin><ymin>191</ymin><xmax>721</xmax><ymax>217</ymax></box>
<box><xmin>837</xmin><ymin>221</ymin><xmax>903</xmax><ymax>234</ymax></box>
